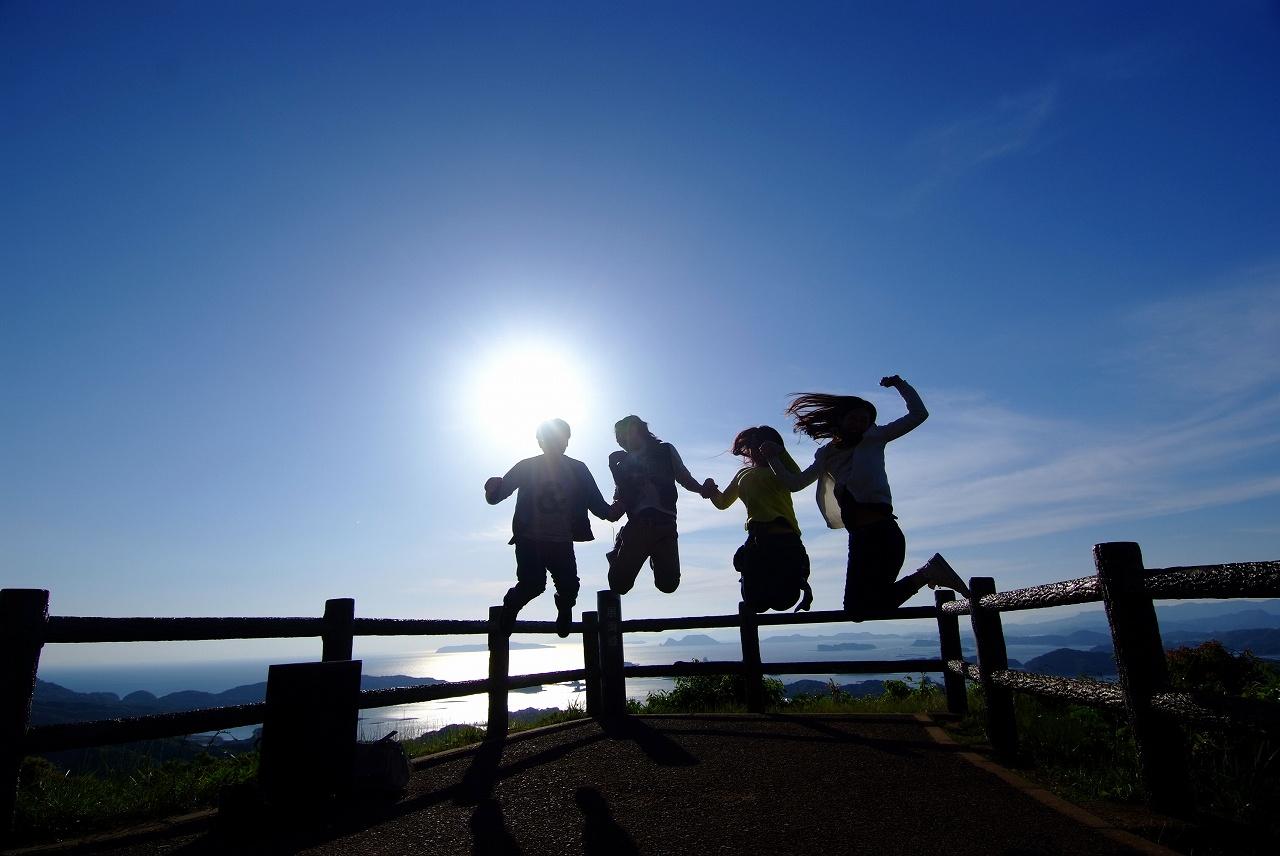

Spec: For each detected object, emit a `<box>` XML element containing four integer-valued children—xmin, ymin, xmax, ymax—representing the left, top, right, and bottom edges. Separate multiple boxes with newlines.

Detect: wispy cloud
<box><xmin>887</xmin><ymin>85</ymin><xmax>1056</xmax><ymax>215</ymax></box>
<box><xmin>1122</xmin><ymin>267</ymin><xmax>1280</xmax><ymax>396</ymax></box>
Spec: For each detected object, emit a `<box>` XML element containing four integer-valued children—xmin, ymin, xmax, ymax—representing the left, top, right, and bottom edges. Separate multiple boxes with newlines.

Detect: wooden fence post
<box><xmin>968</xmin><ymin>577</ymin><xmax>1017</xmax><ymax>759</ymax></box>
<box><xmin>934</xmin><ymin>590</ymin><xmax>968</xmax><ymax>716</ymax></box>
<box><xmin>581</xmin><ymin>611</ymin><xmax>602</xmax><ymax>717</ymax></box>
<box><xmin>487</xmin><ymin>605</ymin><xmax>509</xmax><ymax>739</ymax></box>
<box><xmin>596</xmin><ymin>590</ymin><xmax>626</xmax><ymax>717</ymax></box>
<box><xmin>1094</xmin><ymin>541</ymin><xmax>1192</xmax><ymax>813</ymax></box>
<box><xmin>1</xmin><ymin>589</ymin><xmax>49</xmax><ymax>840</ymax></box>
<box><xmin>738</xmin><ymin>602</ymin><xmax>765</xmax><ymax>713</ymax></box>
<box><xmin>322</xmin><ymin>597</ymin><xmax>355</xmax><ymax>662</ymax></box>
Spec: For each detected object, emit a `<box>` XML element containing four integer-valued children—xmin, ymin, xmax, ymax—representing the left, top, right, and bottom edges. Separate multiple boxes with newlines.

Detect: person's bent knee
<box><xmin>655</xmin><ymin>576</ymin><xmax>680</xmax><ymax>594</ymax></box>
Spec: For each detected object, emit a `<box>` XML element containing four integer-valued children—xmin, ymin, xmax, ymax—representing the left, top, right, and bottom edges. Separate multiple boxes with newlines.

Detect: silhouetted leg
<box><xmin>606</xmin><ymin>522</ymin><xmax>648</xmax><ymax>595</ymax></box>
<box><xmin>843</xmin><ymin>520</ymin><xmax>906</xmax><ymax>619</ymax></box>
<box><xmin>735</xmin><ymin>538</ymin><xmax>769</xmax><ymax>612</ymax></box>
<box><xmin>648</xmin><ymin>519</ymin><xmax>680</xmax><ymax>593</ymax></box>
<box><xmin>504</xmin><ymin>540</ymin><xmax>549</xmax><ymax>617</ymax></box>
<box><xmin>545</xmin><ymin>542</ymin><xmax>580</xmax><ymax>611</ymax></box>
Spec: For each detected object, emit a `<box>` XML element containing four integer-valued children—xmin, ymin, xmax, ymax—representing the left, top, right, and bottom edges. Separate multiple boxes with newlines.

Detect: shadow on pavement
<box><xmin>602</xmin><ymin>716</ymin><xmax>698</xmax><ymax>766</ymax></box>
<box><xmin>471</xmin><ymin>798</ymin><xmax>522</xmax><ymax>856</ymax></box>
<box><xmin>576</xmin><ymin>787</ymin><xmax>639</xmax><ymax>856</ymax></box>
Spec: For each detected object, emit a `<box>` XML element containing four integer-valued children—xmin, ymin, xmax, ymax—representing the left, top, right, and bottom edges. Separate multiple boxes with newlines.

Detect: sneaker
<box><xmin>555</xmin><ymin>605</ymin><xmax>573</xmax><ymax>638</ymax></box>
<box><xmin>920</xmin><ymin>553</ymin><xmax>971</xmax><ymax>598</ymax></box>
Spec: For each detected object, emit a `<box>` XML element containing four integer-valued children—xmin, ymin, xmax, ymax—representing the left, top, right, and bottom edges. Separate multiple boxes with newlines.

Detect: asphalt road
<box><xmin>61</xmin><ymin>714</ymin><xmax>1149</xmax><ymax>855</ymax></box>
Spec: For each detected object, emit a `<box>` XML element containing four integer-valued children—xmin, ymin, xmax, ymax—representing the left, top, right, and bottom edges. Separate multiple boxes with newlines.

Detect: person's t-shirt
<box><xmin>524</xmin><ymin>457</ymin><xmax>577</xmax><ymax>541</ymax></box>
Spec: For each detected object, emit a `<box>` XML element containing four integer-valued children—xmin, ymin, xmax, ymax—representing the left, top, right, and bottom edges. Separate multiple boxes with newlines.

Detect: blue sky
<box><xmin>4</xmin><ymin>2</ymin><xmax>1279</xmax><ymax>661</ymax></box>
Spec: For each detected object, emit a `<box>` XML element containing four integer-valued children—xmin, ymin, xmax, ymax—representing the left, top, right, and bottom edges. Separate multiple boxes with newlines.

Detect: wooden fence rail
<box><xmin>4</xmin><ymin>539</ymin><xmax>1279</xmax><ymax>837</ymax></box>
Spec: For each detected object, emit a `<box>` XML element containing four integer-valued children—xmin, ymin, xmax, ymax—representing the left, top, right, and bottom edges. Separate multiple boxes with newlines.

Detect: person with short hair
<box><xmin>706</xmin><ymin>425</ymin><xmax>814</xmax><ymax>612</ymax></box>
<box><xmin>606</xmin><ymin>415</ymin><xmax>716</xmax><ymax>595</ymax></box>
<box><xmin>484</xmin><ymin>419</ymin><xmax>621</xmax><ymax>637</ymax></box>
<box><xmin>762</xmin><ymin>375</ymin><xmax>968</xmax><ymax>620</ymax></box>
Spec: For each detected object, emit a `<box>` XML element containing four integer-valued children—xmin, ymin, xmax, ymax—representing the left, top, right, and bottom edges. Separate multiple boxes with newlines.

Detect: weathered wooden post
<box><xmin>1094</xmin><ymin>541</ymin><xmax>1191</xmax><ymax>813</ymax></box>
<box><xmin>322</xmin><ymin>597</ymin><xmax>355</xmax><ymax>662</ymax></box>
<box><xmin>738</xmin><ymin>602</ymin><xmax>765</xmax><ymax>713</ymax></box>
<box><xmin>486</xmin><ymin>605</ymin><xmax>510</xmax><ymax>739</ymax></box>
<box><xmin>596</xmin><ymin>590</ymin><xmax>626</xmax><ymax>717</ymax></box>
<box><xmin>581</xmin><ymin>610</ymin><xmax>603</xmax><ymax>717</ymax></box>
<box><xmin>1</xmin><ymin>589</ymin><xmax>48</xmax><ymax>839</ymax></box>
<box><xmin>968</xmin><ymin>577</ymin><xmax>1017</xmax><ymax>759</ymax></box>
<box><xmin>934</xmin><ymin>590</ymin><xmax>968</xmax><ymax>716</ymax></box>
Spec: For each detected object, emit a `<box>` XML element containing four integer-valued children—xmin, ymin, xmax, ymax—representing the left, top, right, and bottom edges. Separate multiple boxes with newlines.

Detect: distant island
<box><xmin>435</xmin><ymin>642</ymin><xmax>553</xmax><ymax>653</ymax></box>
<box><xmin>1024</xmin><ymin>648</ymin><xmax>1117</xmax><ymax>678</ymax></box>
<box><xmin>661</xmin><ymin>634</ymin><xmax>722</xmax><ymax>647</ymax></box>
<box><xmin>816</xmin><ymin>642</ymin><xmax>875</xmax><ymax>652</ymax></box>
<box><xmin>31</xmin><ymin>674</ymin><xmax>445</xmax><ymax>726</ymax></box>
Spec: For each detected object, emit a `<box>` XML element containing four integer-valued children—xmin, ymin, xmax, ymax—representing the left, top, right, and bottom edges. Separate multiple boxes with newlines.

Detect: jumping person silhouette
<box><xmin>606</xmin><ymin>415</ymin><xmax>716</xmax><ymax>596</ymax></box>
<box><xmin>706</xmin><ymin>425</ymin><xmax>814</xmax><ymax>612</ymax></box>
<box><xmin>761</xmin><ymin>375</ymin><xmax>968</xmax><ymax>620</ymax></box>
<box><xmin>484</xmin><ymin>419</ymin><xmax>621</xmax><ymax>637</ymax></box>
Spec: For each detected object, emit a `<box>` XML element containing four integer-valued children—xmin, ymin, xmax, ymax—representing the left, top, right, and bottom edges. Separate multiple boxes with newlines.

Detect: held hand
<box><xmin>484</xmin><ymin>477</ymin><xmax>503</xmax><ymax>496</ymax></box>
<box><xmin>758</xmin><ymin>440</ymin><xmax>783</xmax><ymax>460</ymax></box>
<box><xmin>879</xmin><ymin>375</ymin><xmax>903</xmax><ymax>388</ymax></box>
<box><xmin>700</xmin><ymin>478</ymin><xmax>718</xmax><ymax>499</ymax></box>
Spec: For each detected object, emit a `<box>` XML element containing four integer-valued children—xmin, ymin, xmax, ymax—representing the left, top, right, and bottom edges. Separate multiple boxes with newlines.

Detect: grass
<box><xmin>12</xmin><ymin>704</ymin><xmax>591</xmax><ymax>846</ymax></box>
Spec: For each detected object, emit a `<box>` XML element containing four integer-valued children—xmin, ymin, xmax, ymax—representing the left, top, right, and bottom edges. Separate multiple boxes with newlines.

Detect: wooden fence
<box><xmin>3</xmin><ymin>539</ymin><xmax>1279</xmax><ymax>835</ymax></box>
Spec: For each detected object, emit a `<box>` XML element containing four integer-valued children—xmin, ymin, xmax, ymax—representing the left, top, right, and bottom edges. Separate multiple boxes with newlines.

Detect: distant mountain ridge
<box><xmin>31</xmin><ymin>675</ymin><xmax>445</xmax><ymax>726</ymax></box>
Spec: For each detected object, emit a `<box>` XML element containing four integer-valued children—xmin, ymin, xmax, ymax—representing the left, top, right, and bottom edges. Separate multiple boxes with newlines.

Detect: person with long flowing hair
<box><xmin>761</xmin><ymin>375</ymin><xmax>967</xmax><ymax>619</ymax></box>
<box><xmin>706</xmin><ymin>425</ymin><xmax>814</xmax><ymax>612</ymax></box>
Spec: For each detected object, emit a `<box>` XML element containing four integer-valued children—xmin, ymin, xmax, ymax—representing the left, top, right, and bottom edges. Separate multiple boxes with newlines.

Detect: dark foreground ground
<box><xmin>22</xmin><ymin>714</ymin><xmax>1163</xmax><ymax>856</ymax></box>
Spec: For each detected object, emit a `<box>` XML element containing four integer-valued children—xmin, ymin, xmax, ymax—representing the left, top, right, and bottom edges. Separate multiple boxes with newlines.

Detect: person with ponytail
<box><xmin>760</xmin><ymin>375</ymin><xmax>968</xmax><ymax>620</ymax></box>
<box><xmin>706</xmin><ymin>425</ymin><xmax>814</xmax><ymax>612</ymax></box>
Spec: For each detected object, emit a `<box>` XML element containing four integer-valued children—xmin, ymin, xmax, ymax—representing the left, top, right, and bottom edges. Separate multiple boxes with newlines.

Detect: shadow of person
<box><xmin>602</xmin><ymin>716</ymin><xmax>698</xmax><ymax>766</ymax></box>
<box><xmin>458</xmin><ymin>738</ymin><xmax>505</xmax><ymax>805</ymax></box>
<box><xmin>471</xmin><ymin>798</ymin><xmax>522</xmax><ymax>855</ymax></box>
<box><xmin>575</xmin><ymin>787</ymin><xmax>639</xmax><ymax>856</ymax></box>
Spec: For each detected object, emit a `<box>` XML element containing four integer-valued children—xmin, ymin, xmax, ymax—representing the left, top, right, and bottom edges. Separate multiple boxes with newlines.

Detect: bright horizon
<box><xmin>4</xmin><ymin>3</ymin><xmax>1279</xmax><ymax>669</ymax></box>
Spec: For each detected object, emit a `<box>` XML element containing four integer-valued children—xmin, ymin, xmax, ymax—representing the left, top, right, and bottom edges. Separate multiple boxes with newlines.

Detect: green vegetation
<box><xmin>628</xmin><ymin>669</ymin><xmax>949</xmax><ymax>715</ymax></box>
<box><xmin>14</xmin><ymin>751</ymin><xmax>258</xmax><ymax>844</ymax></box>
<box><xmin>13</xmin><ymin>705</ymin><xmax>590</xmax><ymax>846</ymax></box>
<box><xmin>948</xmin><ymin>642</ymin><xmax>1279</xmax><ymax>855</ymax></box>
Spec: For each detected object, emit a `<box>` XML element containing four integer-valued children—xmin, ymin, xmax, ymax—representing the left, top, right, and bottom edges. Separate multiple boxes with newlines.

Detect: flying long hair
<box><xmin>785</xmin><ymin>393</ymin><xmax>876</xmax><ymax>442</ymax></box>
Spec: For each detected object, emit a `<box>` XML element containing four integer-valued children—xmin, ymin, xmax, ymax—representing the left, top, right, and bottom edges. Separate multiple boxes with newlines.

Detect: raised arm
<box><xmin>875</xmin><ymin>375</ymin><xmax>928</xmax><ymax>442</ymax></box>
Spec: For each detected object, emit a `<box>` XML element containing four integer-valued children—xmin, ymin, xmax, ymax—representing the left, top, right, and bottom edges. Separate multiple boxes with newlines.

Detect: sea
<box><xmin>36</xmin><ymin>628</ymin><xmax>1075</xmax><ymax>742</ymax></box>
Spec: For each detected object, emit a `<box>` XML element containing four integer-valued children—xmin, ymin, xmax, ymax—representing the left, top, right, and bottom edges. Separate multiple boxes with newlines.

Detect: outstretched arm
<box><xmin>709</xmin><ymin>473</ymin><xmax>741</xmax><ymax>510</ymax></box>
<box><xmin>484</xmin><ymin>461</ymin><xmax>524</xmax><ymax>504</ymax></box>
<box><xmin>876</xmin><ymin>375</ymin><xmax>928</xmax><ymax>442</ymax></box>
<box><xmin>759</xmin><ymin>442</ymin><xmax>822</xmax><ymax>492</ymax></box>
<box><xmin>668</xmin><ymin>445</ymin><xmax>717</xmax><ymax>497</ymax></box>
<box><xmin>579</xmin><ymin>463</ymin><xmax>622</xmax><ymax>522</ymax></box>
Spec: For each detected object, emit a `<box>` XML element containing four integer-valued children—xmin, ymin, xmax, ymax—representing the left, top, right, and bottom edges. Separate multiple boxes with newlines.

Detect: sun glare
<box><xmin>467</xmin><ymin>342</ymin><xmax>590</xmax><ymax>451</ymax></box>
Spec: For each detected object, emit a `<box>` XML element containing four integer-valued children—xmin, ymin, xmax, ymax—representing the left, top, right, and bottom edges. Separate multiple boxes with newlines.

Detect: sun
<box><xmin>466</xmin><ymin>341</ymin><xmax>590</xmax><ymax>451</ymax></box>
